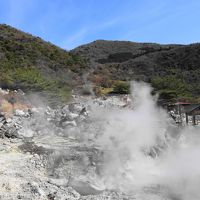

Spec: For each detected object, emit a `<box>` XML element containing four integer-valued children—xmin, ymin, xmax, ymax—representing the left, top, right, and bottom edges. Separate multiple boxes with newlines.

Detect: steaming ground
<box><xmin>0</xmin><ymin>82</ymin><xmax>200</xmax><ymax>199</ymax></box>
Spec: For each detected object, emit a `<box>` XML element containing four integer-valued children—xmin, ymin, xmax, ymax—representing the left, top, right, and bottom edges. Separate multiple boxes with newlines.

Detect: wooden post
<box><xmin>178</xmin><ymin>104</ymin><xmax>182</xmax><ymax>124</ymax></box>
<box><xmin>186</xmin><ymin>113</ymin><xmax>189</xmax><ymax>124</ymax></box>
<box><xmin>192</xmin><ymin>115</ymin><xmax>196</xmax><ymax>126</ymax></box>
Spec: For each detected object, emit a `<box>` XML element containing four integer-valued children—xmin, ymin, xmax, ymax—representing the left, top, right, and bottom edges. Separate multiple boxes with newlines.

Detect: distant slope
<box><xmin>72</xmin><ymin>40</ymin><xmax>200</xmax><ymax>100</ymax></box>
<box><xmin>1</xmin><ymin>24</ymin><xmax>200</xmax><ymax>102</ymax></box>
<box><xmin>0</xmin><ymin>24</ymin><xmax>86</xmax><ymax>102</ymax></box>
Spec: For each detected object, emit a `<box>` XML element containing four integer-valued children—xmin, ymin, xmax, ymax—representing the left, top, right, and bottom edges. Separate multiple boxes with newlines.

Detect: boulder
<box><xmin>15</xmin><ymin>109</ymin><xmax>29</xmax><ymax>117</ymax></box>
<box><xmin>62</xmin><ymin>120</ymin><xmax>77</xmax><ymax>128</ymax></box>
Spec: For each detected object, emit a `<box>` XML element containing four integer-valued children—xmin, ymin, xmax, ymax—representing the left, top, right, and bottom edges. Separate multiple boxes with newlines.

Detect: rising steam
<box><xmin>90</xmin><ymin>81</ymin><xmax>200</xmax><ymax>200</ymax></box>
<box><xmin>9</xmin><ymin>81</ymin><xmax>200</xmax><ymax>199</ymax></box>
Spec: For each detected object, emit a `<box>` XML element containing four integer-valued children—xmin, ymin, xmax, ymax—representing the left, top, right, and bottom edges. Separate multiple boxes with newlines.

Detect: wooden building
<box><xmin>168</xmin><ymin>102</ymin><xmax>200</xmax><ymax>125</ymax></box>
<box><xmin>184</xmin><ymin>104</ymin><xmax>200</xmax><ymax>125</ymax></box>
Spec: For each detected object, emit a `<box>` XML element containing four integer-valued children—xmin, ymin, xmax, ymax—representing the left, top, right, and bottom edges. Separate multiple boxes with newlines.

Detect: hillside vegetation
<box><xmin>72</xmin><ymin>40</ymin><xmax>200</xmax><ymax>102</ymax></box>
<box><xmin>1</xmin><ymin>24</ymin><xmax>200</xmax><ymax>103</ymax></box>
<box><xmin>0</xmin><ymin>24</ymin><xmax>86</xmax><ymax>102</ymax></box>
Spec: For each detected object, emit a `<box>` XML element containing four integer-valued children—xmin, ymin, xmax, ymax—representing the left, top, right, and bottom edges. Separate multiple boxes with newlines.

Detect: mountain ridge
<box><xmin>0</xmin><ymin>24</ymin><xmax>87</xmax><ymax>102</ymax></box>
<box><xmin>72</xmin><ymin>40</ymin><xmax>200</xmax><ymax>100</ymax></box>
<box><xmin>0</xmin><ymin>24</ymin><xmax>200</xmax><ymax>102</ymax></box>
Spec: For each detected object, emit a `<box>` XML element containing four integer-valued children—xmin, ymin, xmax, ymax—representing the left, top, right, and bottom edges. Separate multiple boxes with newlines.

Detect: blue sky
<box><xmin>0</xmin><ymin>0</ymin><xmax>200</xmax><ymax>50</ymax></box>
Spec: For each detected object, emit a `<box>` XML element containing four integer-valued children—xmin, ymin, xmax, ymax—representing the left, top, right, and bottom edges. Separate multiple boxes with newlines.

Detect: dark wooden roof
<box><xmin>184</xmin><ymin>104</ymin><xmax>200</xmax><ymax>114</ymax></box>
<box><xmin>174</xmin><ymin>102</ymin><xmax>191</xmax><ymax>105</ymax></box>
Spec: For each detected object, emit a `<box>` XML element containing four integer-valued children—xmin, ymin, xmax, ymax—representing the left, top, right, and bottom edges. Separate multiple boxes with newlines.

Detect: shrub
<box><xmin>92</xmin><ymin>75</ymin><xmax>113</xmax><ymax>88</ymax></box>
<box><xmin>112</xmin><ymin>81</ymin><xmax>130</xmax><ymax>94</ymax></box>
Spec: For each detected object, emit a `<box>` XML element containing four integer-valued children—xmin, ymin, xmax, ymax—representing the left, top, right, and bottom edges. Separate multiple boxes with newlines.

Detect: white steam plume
<box><xmin>91</xmin><ymin>81</ymin><xmax>200</xmax><ymax>200</ymax></box>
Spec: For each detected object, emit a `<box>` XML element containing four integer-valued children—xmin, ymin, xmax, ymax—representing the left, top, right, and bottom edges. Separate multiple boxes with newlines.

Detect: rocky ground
<box><xmin>0</xmin><ymin>90</ymin><xmax>133</xmax><ymax>199</ymax></box>
<box><xmin>0</xmin><ymin>89</ymin><xmax>174</xmax><ymax>200</ymax></box>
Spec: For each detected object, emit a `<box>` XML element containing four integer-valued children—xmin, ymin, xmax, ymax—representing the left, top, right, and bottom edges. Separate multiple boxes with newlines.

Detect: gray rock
<box><xmin>15</xmin><ymin>109</ymin><xmax>29</xmax><ymax>117</ymax></box>
<box><xmin>69</xmin><ymin>103</ymin><xmax>84</xmax><ymax>114</ymax></box>
<box><xmin>62</xmin><ymin>120</ymin><xmax>77</xmax><ymax>127</ymax></box>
